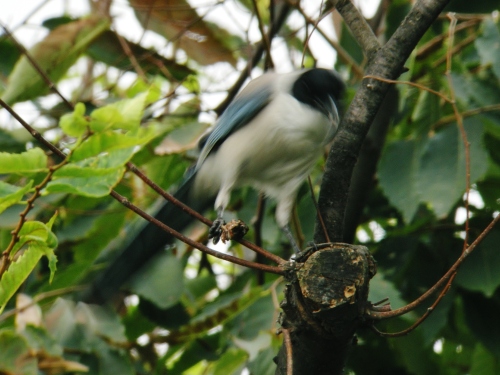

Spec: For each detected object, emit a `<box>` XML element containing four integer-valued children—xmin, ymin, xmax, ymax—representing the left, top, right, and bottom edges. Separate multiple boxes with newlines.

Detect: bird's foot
<box><xmin>209</xmin><ymin>218</ymin><xmax>226</xmax><ymax>244</ymax></box>
<box><xmin>209</xmin><ymin>219</ymin><xmax>249</xmax><ymax>244</ymax></box>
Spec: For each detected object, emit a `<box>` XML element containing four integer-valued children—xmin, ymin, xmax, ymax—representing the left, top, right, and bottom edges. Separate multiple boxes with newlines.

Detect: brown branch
<box><xmin>416</xmin><ymin>18</ymin><xmax>480</xmax><ymax>60</ymax></box>
<box><xmin>0</xmin><ymin>158</ymin><xmax>67</xmax><ymax>277</ymax></box>
<box><xmin>214</xmin><ymin>3</ymin><xmax>290</xmax><ymax>115</ymax></box>
<box><xmin>0</xmin><ymin>98</ymin><xmax>285</xmax><ymax>275</ymax></box>
<box><xmin>126</xmin><ymin>163</ymin><xmax>287</xmax><ymax>265</ymax></box>
<box><xmin>432</xmin><ymin>103</ymin><xmax>500</xmax><ymax>129</ymax></box>
<box><xmin>0</xmin><ymin>286</ymin><xmax>86</xmax><ymax>323</ymax></box>
<box><xmin>367</xmin><ymin>212</ymin><xmax>500</xmax><ymax>321</ymax></box>
<box><xmin>282</xmin><ymin>328</ymin><xmax>294</xmax><ymax>375</ymax></box>
<box><xmin>109</xmin><ymin>189</ymin><xmax>284</xmax><ymax>274</ymax></box>
<box><xmin>445</xmin><ymin>13</ymin><xmax>471</xmax><ymax>255</ymax></box>
<box><xmin>251</xmin><ymin>0</ymin><xmax>274</xmax><ymax>69</ymax></box>
<box><xmin>288</xmin><ymin>0</ymin><xmax>364</xmax><ymax>78</ymax></box>
<box><xmin>0</xmin><ymin>23</ymin><xmax>73</xmax><ymax>110</ymax></box>
<box><xmin>115</xmin><ymin>31</ymin><xmax>148</xmax><ymax>81</ymax></box>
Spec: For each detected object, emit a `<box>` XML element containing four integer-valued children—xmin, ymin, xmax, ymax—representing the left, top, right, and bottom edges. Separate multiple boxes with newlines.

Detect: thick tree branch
<box><xmin>336</xmin><ymin>0</ymin><xmax>380</xmax><ymax>58</ymax></box>
<box><xmin>315</xmin><ymin>0</ymin><xmax>451</xmax><ymax>243</ymax></box>
<box><xmin>274</xmin><ymin>1</ymin><xmax>452</xmax><ymax>374</ymax></box>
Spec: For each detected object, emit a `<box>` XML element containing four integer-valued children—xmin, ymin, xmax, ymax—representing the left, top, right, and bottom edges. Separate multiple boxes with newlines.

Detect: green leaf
<box><xmin>46</xmin><ymin>164</ymin><xmax>125</xmax><ymax>197</ymax></box>
<box><xmin>0</xmin><ymin>38</ymin><xmax>21</xmax><ymax>77</ymax></box>
<box><xmin>169</xmin><ymin>285</ymin><xmax>270</xmax><ymax>344</ymax></box>
<box><xmin>60</xmin><ymin>102</ymin><xmax>89</xmax><ymax>137</ymax></box>
<box><xmin>89</xmin><ymin>92</ymin><xmax>148</xmax><ymax>132</ymax></box>
<box><xmin>71</xmin><ymin>127</ymin><xmax>156</xmax><ymax>162</ymax></box>
<box><xmin>379</xmin><ymin>119</ymin><xmax>488</xmax><ymax>222</ymax></box>
<box><xmin>212</xmin><ymin>347</ymin><xmax>248</xmax><ymax>375</ymax></box>
<box><xmin>20</xmin><ymin>325</ymin><xmax>63</xmax><ymax>357</ymax></box>
<box><xmin>247</xmin><ymin>347</ymin><xmax>277</xmax><ymax>375</ymax></box>
<box><xmin>0</xmin><ymin>181</ymin><xmax>33</xmax><ymax>215</ymax></box>
<box><xmin>75</xmin><ymin>303</ymin><xmax>128</xmax><ymax>343</ymax></box>
<box><xmin>470</xmin><ymin>342</ymin><xmax>499</xmax><ymax>375</ymax></box>
<box><xmin>378</xmin><ymin>139</ymin><xmax>420</xmax><ymax>222</ymax></box>
<box><xmin>184</xmin><ymin>270</ymin><xmax>218</xmax><ymax>305</ymax></box>
<box><xmin>462</xmin><ymin>292</ymin><xmax>500</xmax><ymax>358</ymax></box>
<box><xmin>0</xmin><ymin>246</ymin><xmax>44</xmax><ymax>314</ymax></box>
<box><xmin>476</xmin><ymin>19</ymin><xmax>500</xmax><ymax>80</ymax></box>
<box><xmin>0</xmin><ymin>330</ymin><xmax>37</xmax><ymax>375</ymax></box>
<box><xmin>1</xmin><ymin>17</ymin><xmax>110</xmax><ymax>105</ymax></box>
<box><xmin>0</xmin><ymin>148</ymin><xmax>47</xmax><ymax>174</ymax></box>
<box><xmin>12</xmin><ymin>220</ymin><xmax>58</xmax><ymax>255</ymax></box>
<box><xmin>129</xmin><ymin>253</ymin><xmax>184</xmax><ymax>309</ymax></box>
<box><xmin>455</xmin><ymin>229</ymin><xmax>500</xmax><ymax>297</ymax></box>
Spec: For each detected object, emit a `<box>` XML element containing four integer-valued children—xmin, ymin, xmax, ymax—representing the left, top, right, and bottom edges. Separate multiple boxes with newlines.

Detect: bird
<box><xmin>83</xmin><ymin>68</ymin><xmax>345</xmax><ymax>304</ymax></box>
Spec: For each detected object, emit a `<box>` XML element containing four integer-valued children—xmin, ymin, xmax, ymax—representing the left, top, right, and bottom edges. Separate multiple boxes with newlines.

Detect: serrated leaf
<box><xmin>45</xmin><ymin>165</ymin><xmax>125</xmax><ymax>197</ymax></box>
<box><xmin>89</xmin><ymin>92</ymin><xmax>148</xmax><ymax>132</ymax></box>
<box><xmin>12</xmin><ymin>220</ymin><xmax>58</xmax><ymax>255</ymax></box>
<box><xmin>71</xmin><ymin>127</ymin><xmax>156</xmax><ymax>162</ymax></box>
<box><xmin>379</xmin><ymin>119</ymin><xmax>488</xmax><ymax>222</ymax></box>
<box><xmin>0</xmin><ymin>246</ymin><xmax>44</xmax><ymax>313</ymax></box>
<box><xmin>0</xmin><ymin>181</ymin><xmax>33</xmax><ymax>215</ymax></box>
<box><xmin>1</xmin><ymin>17</ymin><xmax>110</xmax><ymax>105</ymax></box>
<box><xmin>60</xmin><ymin>102</ymin><xmax>89</xmax><ymax>137</ymax></box>
<box><xmin>0</xmin><ymin>148</ymin><xmax>47</xmax><ymax>174</ymax></box>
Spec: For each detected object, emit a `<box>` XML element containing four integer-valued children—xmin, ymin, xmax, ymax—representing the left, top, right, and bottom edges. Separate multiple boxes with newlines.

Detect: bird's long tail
<box><xmin>82</xmin><ymin>172</ymin><xmax>212</xmax><ymax>304</ymax></box>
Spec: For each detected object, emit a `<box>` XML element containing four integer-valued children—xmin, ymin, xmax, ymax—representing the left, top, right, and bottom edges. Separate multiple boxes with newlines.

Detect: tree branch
<box><xmin>315</xmin><ymin>0</ymin><xmax>451</xmax><ymax>244</ymax></box>
<box><xmin>336</xmin><ymin>0</ymin><xmax>380</xmax><ymax>58</ymax></box>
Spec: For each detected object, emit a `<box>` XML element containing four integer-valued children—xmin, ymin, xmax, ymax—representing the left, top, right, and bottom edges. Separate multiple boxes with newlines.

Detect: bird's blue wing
<box><xmin>196</xmin><ymin>83</ymin><xmax>273</xmax><ymax>169</ymax></box>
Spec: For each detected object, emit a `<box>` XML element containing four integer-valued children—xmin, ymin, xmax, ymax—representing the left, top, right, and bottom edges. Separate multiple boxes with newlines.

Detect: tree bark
<box><xmin>275</xmin><ymin>1</ymin><xmax>452</xmax><ymax>373</ymax></box>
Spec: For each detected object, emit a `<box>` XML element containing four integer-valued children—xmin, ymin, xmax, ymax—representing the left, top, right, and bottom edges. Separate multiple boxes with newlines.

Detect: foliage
<box><xmin>0</xmin><ymin>0</ymin><xmax>500</xmax><ymax>374</ymax></box>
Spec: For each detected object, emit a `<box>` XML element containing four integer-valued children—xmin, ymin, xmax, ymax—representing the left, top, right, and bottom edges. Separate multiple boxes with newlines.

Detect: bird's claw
<box><xmin>209</xmin><ymin>219</ymin><xmax>249</xmax><ymax>244</ymax></box>
<box><xmin>209</xmin><ymin>218</ymin><xmax>226</xmax><ymax>244</ymax></box>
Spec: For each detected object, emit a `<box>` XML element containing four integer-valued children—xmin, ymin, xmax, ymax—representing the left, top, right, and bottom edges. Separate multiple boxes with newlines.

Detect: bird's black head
<box><xmin>292</xmin><ymin>68</ymin><xmax>345</xmax><ymax>118</ymax></box>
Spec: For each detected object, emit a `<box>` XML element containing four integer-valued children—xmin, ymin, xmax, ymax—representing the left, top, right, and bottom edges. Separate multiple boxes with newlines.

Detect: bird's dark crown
<box><xmin>291</xmin><ymin>68</ymin><xmax>345</xmax><ymax>113</ymax></box>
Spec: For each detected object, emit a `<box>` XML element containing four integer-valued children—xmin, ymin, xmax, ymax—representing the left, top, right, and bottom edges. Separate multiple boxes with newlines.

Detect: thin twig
<box><xmin>0</xmin><ymin>286</ymin><xmax>86</xmax><ymax>323</ymax></box>
<box><xmin>432</xmin><ymin>103</ymin><xmax>500</xmax><ymax>129</ymax></box>
<box><xmin>300</xmin><ymin>0</ymin><xmax>327</xmax><ymax>68</ymax></box>
<box><xmin>126</xmin><ymin>163</ymin><xmax>287</xmax><ymax>265</ymax></box>
<box><xmin>363</xmin><ymin>75</ymin><xmax>451</xmax><ymax>102</ymax></box>
<box><xmin>0</xmin><ymin>23</ymin><xmax>73</xmax><ymax>110</ymax></box>
<box><xmin>445</xmin><ymin>13</ymin><xmax>471</xmax><ymax>256</ymax></box>
<box><xmin>282</xmin><ymin>328</ymin><xmax>294</xmax><ymax>375</ymax></box>
<box><xmin>308</xmin><ymin>176</ymin><xmax>330</xmax><ymax>243</ymax></box>
<box><xmin>251</xmin><ymin>0</ymin><xmax>274</xmax><ymax>69</ymax></box>
<box><xmin>115</xmin><ymin>31</ymin><xmax>148</xmax><ymax>81</ymax></box>
<box><xmin>367</xmin><ymin>212</ymin><xmax>500</xmax><ymax>321</ymax></box>
<box><xmin>109</xmin><ymin>190</ymin><xmax>284</xmax><ymax>274</ymax></box>
<box><xmin>289</xmin><ymin>1</ymin><xmax>364</xmax><ymax>78</ymax></box>
<box><xmin>0</xmin><ymin>159</ymin><xmax>67</xmax><ymax>277</ymax></box>
<box><xmin>214</xmin><ymin>3</ymin><xmax>290</xmax><ymax>115</ymax></box>
<box><xmin>0</xmin><ymin>98</ymin><xmax>285</xmax><ymax>274</ymax></box>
